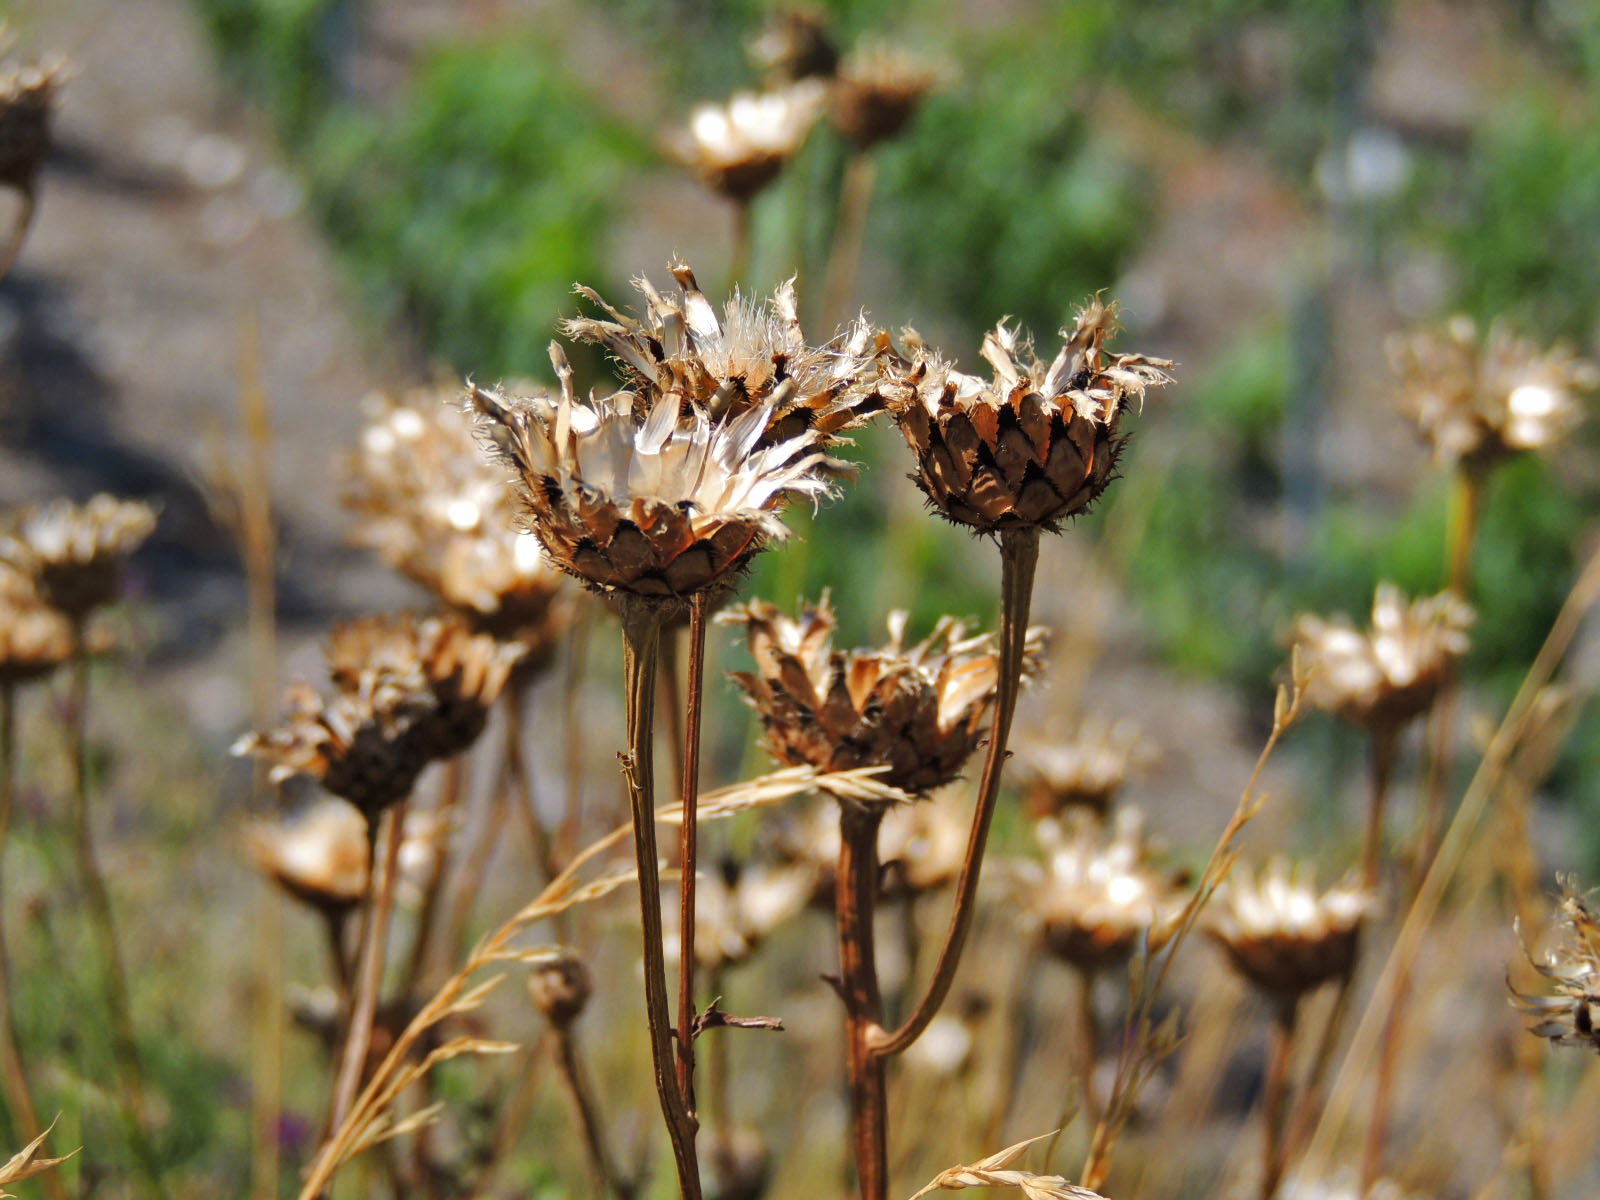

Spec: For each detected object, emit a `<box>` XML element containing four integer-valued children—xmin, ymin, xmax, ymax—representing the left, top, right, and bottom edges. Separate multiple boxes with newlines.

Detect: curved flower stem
<box><xmin>869</xmin><ymin>525</ymin><xmax>1041</xmax><ymax>1058</ymax></box>
<box><xmin>0</xmin><ymin>683</ymin><xmax>68</xmax><ymax>1200</ymax></box>
<box><xmin>1362</xmin><ymin>728</ymin><xmax>1398</xmax><ymax>891</ymax></box>
<box><xmin>618</xmin><ymin>599</ymin><xmax>702</xmax><ymax>1200</ymax></box>
<box><xmin>838</xmin><ymin>803</ymin><xmax>888</xmax><ymax>1200</ymax></box>
<box><xmin>675</xmin><ymin>594</ymin><xmax>709</xmax><ymax>1106</ymax></box>
<box><xmin>1260</xmin><ymin>997</ymin><xmax>1300</xmax><ymax>1200</ymax></box>
<box><xmin>329</xmin><ymin>803</ymin><xmax>406</xmax><ymax>1135</ymax></box>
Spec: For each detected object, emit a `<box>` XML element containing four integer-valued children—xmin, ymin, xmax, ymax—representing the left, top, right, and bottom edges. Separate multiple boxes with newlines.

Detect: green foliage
<box><xmin>194</xmin><ymin>0</ymin><xmax>341</xmax><ymax>142</ymax></box>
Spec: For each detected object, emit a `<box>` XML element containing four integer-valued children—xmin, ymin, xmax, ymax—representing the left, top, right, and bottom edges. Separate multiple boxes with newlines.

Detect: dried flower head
<box><xmin>1014</xmin><ymin>809</ymin><xmax>1182</xmax><ymax>971</ymax></box>
<box><xmin>1391</xmin><ymin>315</ymin><xmax>1599</xmax><ymax>470</ymax></box>
<box><xmin>1511</xmin><ymin>879</ymin><xmax>1600</xmax><ymax>1054</ymax></box>
<box><xmin>721</xmin><ymin>594</ymin><xmax>1045</xmax><ymax>796</ymax></box>
<box><xmin>887</xmin><ymin>300</ymin><xmax>1173</xmax><ymax>533</ymax></box>
<box><xmin>707</xmin><ymin>1127</ymin><xmax>772</xmax><ymax>1200</ymax></box>
<box><xmin>235</xmin><ymin>613</ymin><xmax>522</xmax><ymax>820</ymax></box>
<box><xmin>831</xmin><ymin>42</ymin><xmax>941</xmax><ymax>149</ymax></box>
<box><xmin>666</xmin><ymin>857</ymin><xmax>813</xmax><ymax>970</ymax></box>
<box><xmin>1290</xmin><ymin>583</ymin><xmax>1473</xmax><ymax>736</ymax></box>
<box><xmin>527</xmin><ymin>951</ymin><xmax>593</xmax><ymax>1030</ymax></box>
<box><xmin>565</xmin><ymin>261</ymin><xmax>887</xmax><ymax>447</ymax></box>
<box><xmin>0</xmin><ymin>54</ymin><xmax>66</xmax><ymax>194</ymax></box>
<box><xmin>1016</xmin><ymin>718</ymin><xmax>1151</xmax><ymax>820</ymax></box>
<box><xmin>0</xmin><ymin>566</ymin><xmax>79</xmax><ymax>685</ymax></box>
<box><xmin>246</xmin><ymin>798</ymin><xmax>370</xmax><ymax>916</ymax></box>
<box><xmin>749</xmin><ymin>8</ymin><xmax>840</xmax><ymax>82</ymax></box>
<box><xmin>1210</xmin><ymin>860</ymin><xmax>1374</xmax><ymax>999</ymax></box>
<box><xmin>345</xmin><ymin>388</ymin><xmax>568</xmax><ymax>648</ymax></box>
<box><xmin>468</xmin><ymin>348</ymin><xmax>835</xmax><ymax>605</ymax></box>
<box><xmin>0</xmin><ymin>494</ymin><xmax>157</xmax><ymax>621</ymax></box>
<box><xmin>668</xmin><ymin>82</ymin><xmax>824</xmax><ymax>203</ymax></box>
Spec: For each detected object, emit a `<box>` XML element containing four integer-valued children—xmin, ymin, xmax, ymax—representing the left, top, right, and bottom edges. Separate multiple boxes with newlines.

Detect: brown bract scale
<box><xmin>528</xmin><ymin>952</ymin><xmax>592</xmax><ymax>1030</ymax></box>
<box><xmin>0</xmin><ymin>55</ymin><xmax>66</xmax><ymax>193</ymax></box>
<box><xmin>564</xmin><ymin>261</ymin><xmax>888</xmax><ymax>447</ymax></box>
<box><xmin>0</xmin><ymin>494</ymin><xmax>157</xmax><ymax>621</ymax></box>
<box><xmin>1209</xmin><ymin>860</ymin><xmax>1374</xmax><ymax>1000</ymax></box>
<box><xmin>234</xmin><ymin>614</ymin><xmax>522</xmax><ymax>821</ymax></box>
<box><xmin>830</xmin><ymin>43</ymin><xmax>941</xmax><ymax>149</ymax></box>
<box><xmin>1391</xmin><ymin>315</ymin><xmax>1599</xmax><ymax>470</ymax></box>
<box><xmin>720</xmin><ymin>594</ymin><xmax>1045</xmax><ymax>797</ymax></box>
<box><xmin>1017</xmin><ymin>717</ymin><xmax>1151</xmax><ymax>820</ymax></box>
<box><xmin>1014</xmin><ymin>808</ymin><xmax>1183</xmax><ymax>972</ymax></box>
<box><xmin>468</xmin><ymin>348</ymin><xmax>835</xmax><ymax>606</ymax></box>
<box><xmin>1512</xmin><ymin>881</ymin><xmax>1600</xmax><ymax>1054</ymax></box>
<box><xmin>667</xmin><ymin>82</ymin><xmax>824</xmax><ymax>203</ymax></box>
<box><xmin>885</xmin><ymin>299</ymin><xmax>1173</xmax><ymax>533</ymax></box>
<box><xmin>344</xmin><ymin>388</ymin><xmax>569</xmax><ymax>650</ymax></box>
<box><xmin>245</xmin><ymin>798</ymin><xmax>370</xmax><ymax>917</ymax></box>
<box><xmin>1290</xmin><ymin>583</ymin><xmax>1472</xmax><ymax>736</ymax></box>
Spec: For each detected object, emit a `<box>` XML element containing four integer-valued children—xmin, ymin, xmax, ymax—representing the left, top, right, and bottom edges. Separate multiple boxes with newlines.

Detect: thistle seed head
<box><xmin>830</xmin><ymin>42</ymin><xmax>941</xmax><ymax>149</ymax></box>
<box><xmin>1391</xmin><ymin>315</ymin><xmax>1598</xmax><ymax>470</ymax></box>
<box><xmin>1512</xmin><ymin>880</ymin><xmax>1600</xmax><ymax>1054</ymax></box>
<box><xmin>721</xmin><ymin>594</ymin><xmax>1045</xmax><ymax>797</ymax></box>
<box><xmin>1290</xmin><ymin>583</ymin><xmax>1472</xmax><ymax>737</ymax></box>
<box><xmin>1016</xmin><ymin>717</ymin><xmax>1151</xmax><ymax>820</ymax></box>
<box><xmin>245</xmin><ymin>798</ymin><xmax>370</xmax><ymax>917</ymax></box>
<box><xmin>0</xmin><ymin>566</ymin><xmax>81</xmax><ymax>685</ymax></box>
<box><xmin>1209</xmin><ymin>860</ymin><xmax>1374</xmax><ymax>1000</ymax></box>
<box><xmin>749</xmin><ymin>8</ymin><xmax>840</xmax><ymax>83</ymax></box>
<box><xmin>886</xmin><ymin>299</ymin><xmax>1173</xmax><ymax>533</ymax></box>
<box><xmin>527</xmin><ymin>952</ymin><xmax>593</xmax><ymax>1030</ymax></box>
<box><xmin>0</xmin><ymin>494</ymin><xmax>158</xmax><ymax>621</ymax></box>
<box><xmin>667</xmin><ymin>82</ymin><xmax>824</xmax><ymax>203</ymax></box>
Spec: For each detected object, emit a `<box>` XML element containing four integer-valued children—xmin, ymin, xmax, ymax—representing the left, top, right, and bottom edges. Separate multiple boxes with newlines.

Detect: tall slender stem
<box><xmin>818</xmin><ymin>153</ymin><xmax>878</xmax><ymax>333</ymax></box>
<box><xmin>1073</xmin><ymin>966</ymin><xmax>1102</xmax><ymax>1132</ymax></box>
<box><xmin>728</xmin><ymin>201</ymin><xmax>752</xmax><ymax>295</ymax></box>
<box><xmin>870</xmin><ymin>525</ymin><xmax>1040</xmax><ymax>1058</ymax></box>
<box><xmin>1260</xmin><ymin>997</ymin><xmax>1300</xmax><ymax>1200</ymax></box>
<box><xmin>618</xmin><ymin>600</ymin><xmax>702</xmax><ymax>1199</ymax></box>
<box><xmin>838</xmin><ymin>803</ymin><xmax>888</xmax><ymax>1200</ymax></box>
<box><xmin>0</xmin><ymin>188</ymin><xmax>36</xmax><ymax>286</ymax></box>
<box><xmin>553</xmin><ymin>1028</ymin><xmax>633</xmax><ymax>1200</ymax></box>
<box><xmin>1362</xmin><ymin>728</ymin><xmax>1397</xmax><ymax>890</ymax></box>
<box><xmin>675</xmin><ymin>595</ymin><xmax>709</xmax><ymax>1106</ymax></box>
<box><xmin>1360</xmin><ymin>954</ymin><xmax>1411</xmax><ymax>1192</ymax></box>
<box><xmin>328</xmin><ymin>803</ymin><xmax>406</xmax><ymax>1134</ymax></box>
<box><xmin>0</xmin><ymin>682</ymin><xmax>68</xmax><ymax>1200</ymax></box>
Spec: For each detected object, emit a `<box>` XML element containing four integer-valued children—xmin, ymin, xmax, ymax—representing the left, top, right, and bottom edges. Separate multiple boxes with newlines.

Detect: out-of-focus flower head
<box><xmin>1290</xmin><ymin>583</ymin><xmax>1472</xmax><ymax>737</ymax></box>
<box><xmin>527</xmin><ymin>951</ymin><xmax>593</xmax><ymax>1030</ymax></box>
<box><xmin>0</xmin><ymin>566</ymin><xmax>91</xmax><ymax>685</ymax></box>
<box><xmin>1209</xmin><ymin>860</ymin><xmax>1374</xmax><ymax>1000</ymax></box>
<box><xmin>665</xmin><ymin>856</ymin><xmax>813</xmax><ymax>970</ymax></box>
<box><xmin>1016</xmin><ymin>717</ymin><xmax>1152</xmax><ymax>820</ymax></box>
<box><xmin>668</xmin><ymin>82</ymin><xmax>825</xmax><ymax>204</ymax></box>
<box><xmin>749</xmin><ymin>7</ymin><xmax>840</xmax><ymax>83</ymax></box>
<box><xmin>886</xmin><ymin>299</ymin><xmax>1173</xmax><ymax>533</ymax></box>
<box><xmin>830</xmin><ymin>41</ymin><xmax>943</xmax><ymax>149</ymax></box>
<box><xmin>721</xmin><ymin>593</ymin><xmax>1045</xmax><ymax>797</ymax></box>
<box><xmin>0</xmin><ymin>494</ymin><xmax>157</xmax><ymax>621</ymax></box>
<box><xmin>776</xmin><ymin>793</ymin><xmax>971</xmax><ymax>909</ymax></box>
<box><xmin>1391</xmin><ymin>314</ymin><xmax>1598</xmax><ymax>470</ymax></box>
<box><xmin>246</xmin><ymin>797</ymin><xmax>370</xmax><ymax>916</ymax></box>
<box><xmin>0</xmin><ymin>52</ymin><xmax>68</xmax><ymax>195</ymax></box>
<box><xmin>1512</xmin><ymin>879</ymin><xmax>1600</xmax><ymax>1054</ymax></box>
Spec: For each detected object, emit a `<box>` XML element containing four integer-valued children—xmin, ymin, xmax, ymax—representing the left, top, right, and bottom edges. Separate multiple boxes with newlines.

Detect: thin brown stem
<box><xmin>0</xmin><ymin>188</ymin><xmax>36</xmax><ymax>286</ymax></box>
<box><xmin>444</xmin><ymin>749</ymin><xmax>510</xmax><ymax>965</ymax></box>
<box><xmin>838</xmin><ymin>803</ymin><xmax>888</xmax><ymax>1200</ymax></box>
<box><xmin>400</xmin><ymin>756</ymin><xmax>465</xmax><ymax>995</ymax></box>
<box><xmin>1073</xmin><ymin>966</ymin><xmax>1102</xmax><ymax>1132</ymax></box>
<box><xmin>1260</xmin><ymin>997</ymin><xmax>1300</xmax><ymax>1200</ymax></box>
<box><xmin>728</xmin><ymin>200</ymin><xmax>752</xmax><ymax>294</ymax></box>
<box><xmin>659</xmin><ymin>625</ymin><xmax>686</xmax><ymax>817</ymax></box>
<box><xmin>328</xmin><ymin>803</ymin><xmax>406</xmax><ymax>1135</ymax></box>
<box><xmin>675</xmin><ymin>595</ymin><xmax>709</xmax><ymax>1107</ymax></box>
<box><xmin>554</xmin><ymin>1028</ymin><xmax>634</xmax><ymax>1200</ymax></box>
<box><xmin>1360</xmin><ymin>954</ymin><xmax>1411</xmax><ymax>1191</ymax></box>
<box><xmin>819</xmin><ymin>153</ymin><xmax>878</xmax><ymax>333</ymax></box>
<box><xmin>618</xmin><ymin>599</ymin><xmax>702</xmax><ymax>1199</ymax></box>
<box><xmin>322</xmin><ymin>908</ymin><xmax>354</xmax><ymax>1002</ymax></box>
<box><xmin>504</xmin><ymin>688</ymin><xmax>560</xmax><ymax>891</ymax></box>
<box><xmin>870</xmin><ymin>525</ymin><xmax>1040</xmax><ymax>1058</ymax></box>
<box><xmin>1363</xmin><ymin>729</ymin><xmax>1398</xmax><ymax>890</ymax></box>
<box><xmin>1283</xmin><ymin>966</ymin><xmax>1355</xmax><ymax>1163</ymax></box>
<box><xmin>558</xmin><ymin>603</ymin><xmax>590</xmax><ymax>865</ymax></box>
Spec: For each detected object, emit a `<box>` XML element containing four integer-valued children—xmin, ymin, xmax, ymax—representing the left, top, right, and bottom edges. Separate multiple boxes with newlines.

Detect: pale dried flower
<box><xmin>1511</xmin><ymin>879</ymin><xmax>1600</xmax><ymax>1054</ymax></box>
<box><xmin>665</xmin><ymin>857</ymin><xmax>813</xmax><ymax>970</ymax></box>
<box><xmin>721</xmin><ymin>593</ymin><xmax>1045</xmax><ymax>796</ymax></box>
<box><xmin>1391</xmin><ymin>314</ymin><xmax>1598</xmax><ymax>470</ymax></box>
<box><xmin>1290</xmin><ymin>583</ymin><xmax>1472</xmax><ymax>736</ymax></box>
<box><xmin>749</xmin><ymin>8</ymin><xmax>840</xmax><ymax>82</ymax></box>
<box><xmin>1016</xmin><ymin>717</ymin><xmax>1151</xmax><ymax>819</ymax></box>
<box><xmin>468</xmin><ymin>347</ymin><xmax>835</xmax><ymax>604</ymax></box>
<box><xmin>246</xmin><ymin>798</ymin><xmax>370</xmax><ymax>915</ymax></box>
<box><xmin>831</xmin><ymin>42</ymin><xmax>941</xmax><ymax>148</ymax></box>
<box><xmin>527</xmin><ymin>951</ymin><xmax>592</xmax><ymax>1029</ymax></box>
<box><xmin>0</xmin><ymin>54</ymin><xmax>67</xmax><ymax>194</ymax></box>
<box><xmin>668</xmin><ymin>81</ymin><xmax>825</xmax><ymax>203</ymax></box>
<box><xmin>564</xmin><ymin>260</ymin><xmax>887</xmax><ymax>445</ymax></box>
<box><xmin>344</xmin><ymin>388</ymin><xmax>568</xmax><ymax>649</ymax></box>
<box><xmin>1015</xmin><ymin>808</ymin><xmax>1183</xmax><ymax>971</ymax></box>
<box><xmin>0</xmin><ymin>494</ymin><xmax>157</xmax><ymax>621</ymax></box>
<box><xmin>0</xmin><ymin>566</ymin><xmax>79</xmax><ymax>685</ymax></box>
<box><xmin>887</xmin><ymin>299</ymin><xmax>1173</xmax><ymax>532</ymax></box>
<box><xmin>1210</xmin><ymin>860</ymin><xmax>1374</xmax><ymax>999</ymax></box>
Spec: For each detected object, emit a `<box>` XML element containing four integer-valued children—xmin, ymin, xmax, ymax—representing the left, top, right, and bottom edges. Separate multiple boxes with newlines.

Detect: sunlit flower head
<box><xmin>0</xmin><ymin>494</ymin><xmax>158</xmax><ymax>621</ymax></box>
<box><xmin>1512</xmin><ymin>879</ymin><xmax>1600</xmax><ymax>1054</ymax></box>
<box><xmin>668</xmin><ymin>82</ymin><xmax>825</xmax><ymax>203</ymax></box>
<box><xmin>1210</xmin><ymin>860</ymin><xmax>1374</xmax><ymax>999</ymax></box>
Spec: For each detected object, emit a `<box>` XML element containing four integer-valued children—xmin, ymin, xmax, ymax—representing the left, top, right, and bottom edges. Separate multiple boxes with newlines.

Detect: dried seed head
<box><xmin>707</xmin><ymin>1127</ymin><xmax>771</xmax><ymax>1200</ymax></box>
<box><xmin>345</xmin><ymin>387</ymin><xmax>569</xmax><ymax>651</ymax></box>
<box><xmin>667</xmin><ymin>857</ymin><xmax>813</xmax><ymax>970</ymax></box>
<box><xmin>0</xmin><ymin>55</ymin><xmax>66</xmax><ymax>194</ymax></box>
<box><xmin>1015</xmin><ymin>808</ymin><xmax>1183</xmax><ymax>971</ymax></box>
<box><xmin>749</xmin><ymin>8</ymin><xmax>840</xmax><ymax>82</ymax></box>
<box><xmin>564</xmin><ymin>261</ymin><xmax>888</xmax><ymax>446</ymax></box>
<box><xmin>1391</xmin><ymin>315</ymin><xmax>1598</xmax><ymax>470</ymax></box>
<box><xmin>886</xmin><ymin>299</ymin><xmax>1173</xmax><ymax>533</ymax></box>
<box><xmin>1209</xmin><ymin>860</ymin><xmax>1374</xmax><ymax>1000</ymax></box>
<box><xmin>468</xmin><ymin>355</ymin><xmax>835</xmax><ymax>606</ymax></box>
<box><xmin>668</xmin><ymin>82</ymin><xmax>824</xmax><ymax>203</ymax></box>
<box><xmin>0</xmin><ymin>566</ymin><xmax>81</xmax><ymax>685</ymax></box>
<box><xmin>527</xmin><ymin>952</ymin><xmax>592</xmax><ymax>1030</ymax></box>
<box><xmin>1290</xmin><ymin>583</ymin><xmax>1473</xmax><ymax>737</ymax></box>
<box><xmin>234</xmin><ymin>613</ymin><xmax>523</xmax><ymax>821</ymax></box>
<box><xmin>1511</xmin><ymin>879</ymin><xmax>1600</xmax><ymax>1054</ymax></box>
<box><xmin>777</xmin><ymin>793</ymin><xmax>971</xmax><ymax>908</ymax></box>
<box><xmin>721</xmin><ymin>594</ymin><xmax>1046</xmax><ymax>797</ymax></box>
<box><xmin>1016</xmin><ymin>718</ymin><xmax>1152</xmax><ymax>820</ymax></box>
<box><xmin>246</xmin><ymin>798</ymin><xmax>370</xmax><ymax>917</ymax></box>
<box><xmin>0</xmin><ymin>494</ymin><xmax>157</xmax><ymax>621</ymax></box>
<box><xmin>830</xmin><ymin>42</ymin><xmax>941</xmax><ymax>149</ymax></box>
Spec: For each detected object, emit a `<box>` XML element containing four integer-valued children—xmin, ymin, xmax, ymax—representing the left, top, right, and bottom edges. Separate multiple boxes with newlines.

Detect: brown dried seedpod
<box><xmin>1512</xmin><ymin>880</ymin><xmax>1600</xmax><ymax>1054</ymax></box>
<box><xmin>0</xmin><ymin>494</ymin><xmax>157</xmax><ymax>621</ymax></box>
<box><xmin>528</xmin><ymin>953</ymin><xmax>593</xmax><ymax>1030</ymax></box>
<box><xmin>886</xmin><ymin>299</ymin><xmax>1172</xmax><ymax>533</ymax></box>
<box><xmin>344</xmin><ymin>388</ymin><xmax>569</xmax><ymax>653</ymax></box>
<box><xmin>1391</xmin><ymin>314</ymin><xmax>1599</xmax><ymax>471</ymax></box>
<box><xmin>666</xmin><ymin>82</ymin><xmax>824</xmax><ymax>204</ymax></box>
<box><xmin>0</xmin><ymin>55</ymin><xmax>66</xmax><ymax>194</ymax></box>
<box><xmin>1016</xmin><ymin>717</ymin><xmax>1151</xmax><ymax>820</ymax></box>
<box><xmin>749</xmin><ymin>8</ymin><xmax>840</xmax><ymax>83</ymax></box>
<box><xmin>1290</xmin><ymin>583</ymin><xmax>1472</xmax><ymax>738</ymax></box>
<box><xmin>0</xmin><ymin>566</ymin><xmax>88</xmax><ymax>685</ymax></box>
<box><xmin>246</xmin><ymin>798</ymin><xmax>370</xmax><ymax>918</ymax></box>
<box><xmin>564</xmin><ymin>260</ymin><xmax>888</xmax><ymax>446</ymax></box>
<box><xmin>1209</xmin><ymin>860</ymin><xmax>1374</xmax><ymax>1000</ymax></box>
<box><xmin>468</xmin><ymin>347</ymin><xmax>835</xmax><ymax>607</ymax></box>
<box><xmin>830</xmin><ymin>42</ymin><xmax>941</xmax><ymax>149</ymax></box>
<box><xmin>721</xmin><ymin>594</ymin><xmax>1045</xmax><ymax>797</ymax></box>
